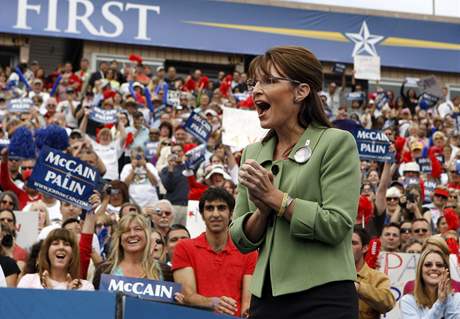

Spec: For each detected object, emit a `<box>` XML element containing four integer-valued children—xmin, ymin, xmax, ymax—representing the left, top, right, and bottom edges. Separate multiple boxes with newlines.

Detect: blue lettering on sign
<box><xmin>7</xmin><ymin>98</ymin><xmax>33</xmax><ymax>113</ymax></box>
<box><xmin>89</xmin><ymin>107</ymin><xmax>118</xmax><ymax>124</ymax></box>
<box><xmin>27</xmin><ymin>146</ymin><xmax>102</xmax><ymax>210</ymax></box>
<box><xmin>353</xmin><ymin>128</ymin><xmax>393</xmax><ymax>162</ymax></box>
<box><xmin>100</xmin><ymin>274</ymin><xmax>181</xmax><ymax>303</ymax></box>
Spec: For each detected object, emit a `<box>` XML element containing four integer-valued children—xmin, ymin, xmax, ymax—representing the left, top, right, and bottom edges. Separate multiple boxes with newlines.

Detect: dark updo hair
<box><xmin>248</xmin><ymin>45</ymin><xmax>332</xmax><ymax>144</ymax></box>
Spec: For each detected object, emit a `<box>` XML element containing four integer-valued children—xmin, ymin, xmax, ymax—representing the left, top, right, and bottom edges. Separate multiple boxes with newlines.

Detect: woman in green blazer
<box><xmin>230</xmin><ymin>46</ymin><xmax>361</xmax><ymax>318</ymax></box>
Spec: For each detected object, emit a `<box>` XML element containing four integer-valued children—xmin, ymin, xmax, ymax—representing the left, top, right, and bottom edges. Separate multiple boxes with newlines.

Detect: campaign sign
<box><xmin>184</xmin><ymin>112</ymin><xmax>212</xmax><ymax>144</ymax></box>
<box><xmin>332</xmin><ymin>62</ymin><xmax>346</xmax><ymax>74</ymax></box>
<box><xmin>167</xmin><ymin>90</ymin><xmax>180</xmax><ymax>108</ymax></box>
<box><xmin>416</xmin><ymin>157</ymin><xmax>432</xmax><ymax>174</ymax></box>
<box><xmin>454</xmin><ymin>113</ymin><xmax>460</xmax><ymax>132</ymax></box>
<box><xmin>417</xmin><ymin>75</ymin><xmax>443</xmax><ymax>98</ymax></box>
<box><xmin>27</xmin><ymin>146</ymin><xmax>102</xmax><ymax>210</ymax></box>
<box><xmin>435</xmin><ymin>154</ymin><xmax>444</xmax><ymax>165</ymax></box>
<box><xmin>346</xmin><ymin>91</ymin><xmax>365</xmax><ymax>101</ymax></box>
<box><xmin>185</xmin><ymin>144</ymin><xmax>206</xmax><ymax>170</ymax></box>
<box><xmin>99</xmin><ymin>274</ymin><xmax>181</xmax><ymax>303</ymax></box>
<box><xmin>89</xmin><ymin>107</ymin><xmax>118</xmax><ymax>124</ymax></box>
<box><xmin>352</xmin><ymin>128</ymin><xmax>393</xmax><ymax>162</ymax></box>
<box><xmin>456</xmin><ymin>160</ymin><xmax>460</xmax><ymax>175</ymax></box>
<box><xmin>423</xmin><ymin>179</ymin><xmax>437</xmax><ymax>203</ymax></box>
<box><xmin>375</xmin><ymin>91</ymin><xmax>388</xmax><ymax>110</ymax></box>
<box><xmin>0</xmin><ymin>138</ymin><xmax>9</xmax><ymax>151</ymax></box>
<box><xmin>144</xmin><ymin>141</ymin><xmax>159</xmax><ymax>160</ymax></box>
<box><xmin>7</xmin><ymin>98</ymin><xmax>33</xmax><ymax>113</ymax></box>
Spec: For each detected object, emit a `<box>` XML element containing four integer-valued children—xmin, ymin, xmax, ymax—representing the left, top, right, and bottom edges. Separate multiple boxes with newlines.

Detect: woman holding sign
<box><xmin>17</xmin><ymin>228</ymin><xmax>94</xmax><ymax>290</ymax></box>
<box><xmin>230</xmin><ymin>46</ymin><xmax>361</xmax><ymax>318</ymax></box>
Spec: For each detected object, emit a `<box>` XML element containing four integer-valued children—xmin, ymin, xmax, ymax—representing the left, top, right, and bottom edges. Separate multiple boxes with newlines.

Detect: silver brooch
<box><xmin>294</xmin><ymin>139</ymin><xmax>311</xmax><ymax>164</ymax></box>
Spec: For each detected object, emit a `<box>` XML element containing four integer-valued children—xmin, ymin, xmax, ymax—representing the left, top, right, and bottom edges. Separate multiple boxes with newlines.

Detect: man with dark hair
<box><xmin>353</xmin><ymin>226</ymin><xmax>395</xmax><ymax>319</ymax></box>
<box><xmin>411</xmin><ymin>218</ymin><xmax>431</xmax><ymax>242</ymax></box>
<box><xmin>172</xmin><ymin>188</ymin><xmax>257</xmax><ymax>317</ymax></box>
<box><xmin>165</xmin><ymin>224</ymin><xmax>190</xmax><ymax>263</ymax></box>
<box><xmin>380</xmin><ymin>223</ymin><xmax>401</xmax><ymax>252</ymax></box>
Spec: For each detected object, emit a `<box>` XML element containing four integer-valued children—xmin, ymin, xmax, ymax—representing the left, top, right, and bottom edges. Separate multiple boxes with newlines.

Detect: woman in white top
<box><xmin>17</xmin><ymin>228</ymin><xmax>94</xmax><ymax>290</ymax></box>
<box><xmin>400</xmin><ymin>249</ymin><xmax>460</xmax><ymax>318</ymax></box>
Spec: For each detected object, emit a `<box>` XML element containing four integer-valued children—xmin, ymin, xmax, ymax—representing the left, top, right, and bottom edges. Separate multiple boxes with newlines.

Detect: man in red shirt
<box><xmin>172</xmin><ymin>187</ymin><xmax>257</xmax><ymax>317</ymax></box>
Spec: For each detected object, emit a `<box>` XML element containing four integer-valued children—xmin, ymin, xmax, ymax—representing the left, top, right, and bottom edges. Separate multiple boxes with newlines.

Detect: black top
<box><xmin>0</xmin><ymin>255</ymin><xmax>20</xmax><ymax>277</ymax></box>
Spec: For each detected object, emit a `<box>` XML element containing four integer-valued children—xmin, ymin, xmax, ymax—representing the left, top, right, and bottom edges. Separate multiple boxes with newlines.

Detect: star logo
<box><xmin>345</xmin><ymin>21</ymin><xmax>384</xmax><ymax>57</ymax></box>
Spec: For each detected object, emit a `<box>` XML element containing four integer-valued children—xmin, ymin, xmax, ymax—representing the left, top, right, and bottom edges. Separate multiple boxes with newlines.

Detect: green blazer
<box><xmin>230</xmin><ymin>124</ymin><xmax>361</xmax><ymax>298</ymax></box>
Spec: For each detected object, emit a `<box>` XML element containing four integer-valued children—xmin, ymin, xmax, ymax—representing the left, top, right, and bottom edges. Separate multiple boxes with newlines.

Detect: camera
<box><xmin>135</xmin><ymin>154</ymin><xmax>142</xmax><ymax>161</ymax></box>
<box><xmin>407</xmin><ymin>193</ymin><xmax>417</xmax><ymax>203</ymax></box>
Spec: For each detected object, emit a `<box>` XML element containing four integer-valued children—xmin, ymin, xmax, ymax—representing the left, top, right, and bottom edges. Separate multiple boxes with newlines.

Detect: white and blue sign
<box><xmin>353</xmin><ymin>128</ymin><xmax>393</xmax><ymax>162</ymax></box>
<box><xmin>424</xmin><ymin>179</ymin><xmax>437</xmax><ymax>203</ymax></box>
<box><xmin>332</xmin><ymin>63</ymin><xmax>346</xmax><ymax>74</ymax></box>
<box><xmin>89</xmin><ymin>107</ymin><xmax>118</xmax><ymax>124</ymax></box>
<box><xmin>144</xmin><ymin>141</ymin><xmax>159</xmax><ymax>160</ymax></box>
<box><xmin>27</xmin><ymin>146</ymin><xmax>103</xmax><ymax>210</ymax></box>
<box><xmin>184</xmin><ymin>112</ymin><xmax>212</xmax><ymax>144</ymax></box>
<box><xmin>0</xmin><ymin>139</ymin><xmax>9</xmax><ymax>151</ymax></box>
<box><xmin>185</xmin><ymin>144</ymin><xmax>206</xmax><ymax>170</ymax></box>
<box><xmin>7</xmin><ymin>98</ymin><xmax>33</xmax><ymax>113</ymax></box>
<box><xmin>347</xmin><ymin>92</ymin><xmax>365</xmax><ymax>101</ymax></box>
<box><xmin>416</xmin><ymin>158</ymin><xmax>432</xmax><ymax>174</ymax></box>
<box><xmin>100</xmin><ymin>274</ymin><xmax>181</xmax><ymax>303</ymax></box>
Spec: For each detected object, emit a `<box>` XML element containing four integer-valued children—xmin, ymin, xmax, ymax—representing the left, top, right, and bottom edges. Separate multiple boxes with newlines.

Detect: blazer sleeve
<box><xmin>230</xmin><ymin>146</ymin><xmax>266</xmax><ymax>254</ymax></box>
<box><xmin>357</xmin><ymin>272</ymin><xmax>395</xmax><ymax>314</ymax></box>
<box><xmin>289</xmin><ymin>130</ymin><xmax>361</xmax><ymax>245</ymax></box>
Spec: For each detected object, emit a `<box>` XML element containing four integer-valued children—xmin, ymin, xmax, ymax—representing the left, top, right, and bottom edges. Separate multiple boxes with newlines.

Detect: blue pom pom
<box><xmin>8</xmin><ymin>127</ymin><xmax>36</xmax><ymax>159</ymax></box>
<box><xmin>43</xmin><ymin>125</ymin><xmax>69</xmax><ymax>151</ymax></box>
<box><xmin>34</xmin><ymin>128</ymin><xmax>47</xmax><ymax>154</ymax></box>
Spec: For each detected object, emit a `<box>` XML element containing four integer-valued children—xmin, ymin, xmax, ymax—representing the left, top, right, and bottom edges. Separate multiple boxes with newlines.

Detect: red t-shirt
<box><xmin>172</xmin><ymin>232</ymin><xmax>258</xmax><ymax>316</ymax></box>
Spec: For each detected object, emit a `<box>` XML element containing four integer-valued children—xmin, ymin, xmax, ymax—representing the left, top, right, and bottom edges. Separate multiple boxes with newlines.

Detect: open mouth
<box><xmin>127</xmin><ymin>238</ymin><xmax>140</xmax><ymax>244</ymax></box>
<box><xmin>55</xmin><ymin>252</ymin><xmax>66</xmax><ymax>260</ymax></box>
<box><xmin>255</xmin><ymin>100</ymin><xmax>271</xmax><ymax>117</ymax></box>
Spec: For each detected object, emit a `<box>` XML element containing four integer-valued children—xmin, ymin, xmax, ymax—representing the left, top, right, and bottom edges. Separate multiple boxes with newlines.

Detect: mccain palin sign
<box><xmin>100</xmin><ymin>274</ymin><xmax>181</xmax><ymax>303</ymax></box>
<box><xmin>27</xmin><ymin>146</ymin><xmax>103</xmax><ymax>210</ymax></box>
<box><xmin>353</xmin><ymin>128</ymin><xmax>393</xmax><ymax>162</ymax></box>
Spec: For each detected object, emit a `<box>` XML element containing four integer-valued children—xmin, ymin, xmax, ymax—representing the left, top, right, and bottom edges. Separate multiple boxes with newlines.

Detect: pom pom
<box><xmin>128</xmin><ymin>54</ymin><xmax>143</xmax><ymax>65</ymax></box>
<box><xmin>365</xmin><ymin>237</ymin><xmax>381</xmax><ymax>269</ymax></box>
<box><xmin>8</xmin><ymin>127</ymin><xmax>35</xmax><ymax>159</ymax></box>
<box><xmin>357</xmin><ymin>195</ymin><xmax>374</xmax><ymax>226</ymax></box>
<box><xmin>43</xmin><ymin>125</ymin><xmax>69</xmax><ymax>151</ymax></box>
<box><xmin>103</xmin><ymin>89</ymin><xmax>116</xmax><ymax>101</ymax></box>
<box><xmin>34</xmin><ymin>128</ymin><xmax>48</xmax><ymax>154</ymax></box>
<box><xmin>444</xmin><ymin>208</ymin><xmax>460</xmax><ymax>231</ymax></box>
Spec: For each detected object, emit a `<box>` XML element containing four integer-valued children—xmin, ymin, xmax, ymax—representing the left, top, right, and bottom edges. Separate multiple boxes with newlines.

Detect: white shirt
<box><xmin>56</xmin><ymin>100</ymin><xmax>78</xmax><ymax>128</ymax></box>
<box><xmin>120</xmin><ymin>162</ymin><xmax>160</xmax><ymax>207</ymax></box>
<box><xmin>400</xmin><ymin>293</ymin><xmax>460</xmax><ymax>318</ymax></box>
<box><xmin>17</xmin><ymin>273</ymin><xmax>94</xmax><ymax>290</ymax></box>
<box><xmin>90</xmin><ymin>139</ymin><xmax>123</xmax><ymax>180</ymax></box>
<box><xmin>0</xmin><ymin>265</ymin><xmax>6</xmax><ymax>287</ymax></box>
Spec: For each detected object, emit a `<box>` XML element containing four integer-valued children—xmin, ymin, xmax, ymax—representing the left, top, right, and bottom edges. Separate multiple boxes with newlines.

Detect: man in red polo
<box><xmin>172</xmin><ymin>187</ymin><xmax>257</xmax><ymax>317</ymax></box>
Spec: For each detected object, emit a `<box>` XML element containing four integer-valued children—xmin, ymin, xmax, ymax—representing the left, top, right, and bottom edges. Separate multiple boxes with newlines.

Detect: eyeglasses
<box><xmin>423</xmin><ymin>262</ymin><xmax>446</xmax><ymax>269</ymax></box>
<box><xmin>246</xmin><ymin>76</ymin><xmax>301</xmax><ymax>91</ymax></box>
<box><xmin>400</xmin><ymin>228</ymin><xmax>412</xmax><ymax>234</ymax></box>
<box><xmin>155</xmin><ymin>239</ymin><xmax>164</xmax><ymax>245</ymax></box>
<box><xmin>0</xmin><ymin>217</ymin><xmax>13</xmax><ymax>223</ymax></box>
<box><xmin>386</xmin><ymin>197</ymin><xmax>399</xmax><ymax>202</ymax></box>
<box><xmin>154</xmin><ymin>208</ymin><xmax>172</xmax><ymax>217</ymax></box>
<box><xmin>21</xmin><ymin>166</ymin><xmax>34</xmax><ymax>170</ymax></box>
<box><xmin>96</xmin><ymin>223</ymin><xmax>111</xmax><ymax>228</ymax></box>
<box><xmin>407</xmin><ymin>250</ymin><xmax>420</xmax><ymax>254</ymax></box>
<box><xmin>1</xmin><ymin>200</ymin><xmax>14</xmax><ymax>206</ymax></box>
<box><xmin>414</xmin><ymin>228</ymin><xmax>429</xmax><ymax>234</ymax></box>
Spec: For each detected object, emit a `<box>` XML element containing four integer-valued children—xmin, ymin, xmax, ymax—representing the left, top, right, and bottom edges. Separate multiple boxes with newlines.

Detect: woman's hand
<box><xmin>40</xmin><ymin>270</ymin><xmax>53</xmax><ymax>289</ymax></box>
<box><xmin>174</xmin><ymin>292</ymin><xmax>185</xmax><ymax>304</ymax></box>
<box><xmin>239</xmin><ymin>159</ymin><xmax>280</xmax><ymax>211</ymax></box>
<box><xmin>438</xmin><ymin>269</ymin><xmax>450</xmax><ymax>303</ymax></box>
<box><xmin>66</xmin><ymin>273</ymin><xmax>82</xmax><ymax>290</ymax></box>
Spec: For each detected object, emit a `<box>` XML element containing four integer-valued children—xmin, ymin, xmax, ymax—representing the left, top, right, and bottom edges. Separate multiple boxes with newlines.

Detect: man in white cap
<box><xmin>205</xmin><ymin>164</ymin><xmax>232</xmax><ymax>188</ymax></box>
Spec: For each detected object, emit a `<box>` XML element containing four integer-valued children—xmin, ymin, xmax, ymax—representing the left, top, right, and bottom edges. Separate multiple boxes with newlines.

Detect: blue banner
<box><xmin>353</xmin><ymin>128</ymin><xmax>393</xmax><ymax>162</ymax></box>
<box><xmin>185</xmin><ymin>144</ymin><xmax>206</xmax><ymax>170</ymax></box>
<box><xmin>2</xmin><ymin>1</ymin><xmax>460</xmax><ymax>72</ymax></box>
<box><xmin>7</xmin><ymin>98</ymin><xmax>33</xmax><ymax>113</ymax></box>
<box><xmin>416</xmin><ymin>157</ymin><xmax>432</xmax><ymax>174</ymax></box>
<box><xmin>89</xmin><ymin>107</ymin><xmax>118</xmax><ymax>124</ymax></box>
<box><xmin>184</xmin><ymin>112</ymin><xmax>212</xmax><ymax>144</ymax></box>
<box><xmin>144</xmin><ymin>141</ymin><xmax>159</xmax><ymax>160</ymax></box>
<box><xmin>27</xmin><ymin>146</ymin><xmax>103</xmax><ymax>210</ymax></box>
<box><xmin>99</xmin><ymin>274</ymin><xmax>181</xmax><ymax>303</ymax></box>
<box><xmin>347</xmin><ymin>92</ymin><xmax>365</xmax><ymax>101</ymax></box>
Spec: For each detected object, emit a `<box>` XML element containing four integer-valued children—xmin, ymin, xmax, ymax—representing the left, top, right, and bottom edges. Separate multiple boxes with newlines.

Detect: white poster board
<box><xmin>378</xmin><ymin>252</ymin><xmax>460</xmax><ymax>318</ymax></box>
<box><xmin>222</xmin><ymin>107</ymin><xmax>267</xmax><ymax>150</ymax></box>
<box><xmin>15</xmin><ymin>210</ymin><xmax>39</xmax><ymax>249</ymax></box>
<box><xmin>185</xmin><ymin>200</ymin><xmax>205</xmax><ymax>239</ymax></box>
<box><xmin>354</xmin><ymin>55</ymin><xmax>381</xmax><ymax>81</ymax></box>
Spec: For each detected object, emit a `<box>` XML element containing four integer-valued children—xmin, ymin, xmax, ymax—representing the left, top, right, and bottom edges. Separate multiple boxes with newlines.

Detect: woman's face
<box><xmin>421</xmin><ymin>252</ymin><xmax>446</xmax><ymax>287</ymax></box>
<box><xmin>160</xmin><ymin>126</ymin><xmax>171</xmax><ymax>138</ymax></box>
<box><xmin>120</xmin><ymin>220</ymin><xmax>147</xmax><ymax>254</ymax></box>
<box><xmin>150</xmin><ymin>232</ymin><xmax>164</xmax><ymax>260</ymax></box>
<box><xmin>48</xmin><ymin>239</ymin><xmax>73</xmax><ymax>270</ymax></box>
<box><xmin>38</xmin><ymin>208</ymin><xmax>47</xmax><ymax>227</ymax></box>
<box><xmin>438</xmin><ymin>217</ymin><xmax>449</xmax><ymax>234</ymax></box>
<box><xmin>367</xmin><ymin>171</ymin><xmax>379</xmax><ymax>185</ymax></box>
<box><xmin>434</xmin><ymin>136</ymin><xmax>445</xmax><ymax>148</ymax></box>
<box><xmin>252</xmin><ymin>65</ymin><xmax>301</xmax><ymax>130</ymax></box>
<box><xmin>0</xmin><ymin>195</ymin><xmax>14</xmax><ymax>210</ymax></box>
<box><xmin>109</xmin><ymin>189</ymin><xmax>124</xmax><ymax>207</ymax></box>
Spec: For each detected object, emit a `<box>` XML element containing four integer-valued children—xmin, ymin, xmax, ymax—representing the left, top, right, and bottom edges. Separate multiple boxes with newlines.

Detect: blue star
<box><xmin>345</xmin><ymin>21</ymin><xmax>384</xmax><ymax>57</ymax></box>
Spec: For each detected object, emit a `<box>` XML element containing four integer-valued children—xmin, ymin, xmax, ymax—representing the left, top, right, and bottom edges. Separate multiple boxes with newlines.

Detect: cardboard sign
<box><xmin>379</xmin><ymin>252</ymin><xmax>460</xmax><ymax>319</ymax></box>
<box><xmin>184</xmin><ymin>144</ymin><xmax>206</xmax><ymax>171</ymax></box>
<box><xmin>186</xmin><ymin>200</ymin><xmax>205</xmax><ymax>239</ymax></box>
<box><xmin>354</xmin><ymin>55</ymin><xmax>381</xmax><ymax>81</ymax></box>
<box><xmin>405</xmin><ymin>77</ymin><xmax>420</xmax><ymax>87</ymax></box>
<box><xmin>7</xmin><ymin>98</ymin><xmax>33</xmax><ymax>113</ymax></box>
<box><xmin>167</xmin><ymin>90</ymin><xmax>181</xmax><ymax>108</ymax></box>
<box><xmin>352</xmin><ymin>128</ymin><xmax>393</xmax><ymax>162</ymax></box>
<box><xmin>416</xmin><ymin>157</ymin><xmax>432</xmax><ymax>174</ymax></box>
<box><xmin>15</xmin><ymin>210</ymin><xmax>39</xmax><ymax>249</ymax></box>
<box><xmin>332</xmin><ymin>62</ymin><xmax>346</xmax><ymax>74</ymax></box>
<box><xmin>89</xmin><ymin>107</ymin><xmax>118</xmax><ymax>124</ymax></box>
<box><xmin>222</xmin><ymin>107</ymin><xmax>267</xmax><ymax>149</ymax></box>
<box><xmin>184</xmin><ymin>112</ymin><xmax>212</xmax><ymax>144</ymax></box>
<box><xmin>417</xmin><ymin>75</ymin><xmax>443</xmax><ymax>98</ymax></box>
<box><xmin>100</xmin><ymin>274</ymin><xmax>181</xmax><ymax>303</ymax></box>
<box><xmin>27</xmin><ymin>146</ymin><xmax>103</xmax><ymax>210</ymax></box>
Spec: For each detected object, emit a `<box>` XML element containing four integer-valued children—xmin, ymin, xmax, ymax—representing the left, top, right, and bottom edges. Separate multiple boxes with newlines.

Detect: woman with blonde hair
<box><xmin>400</xmin><ymin>249</ymin><xmax>460</xmax><ymax>318</ymax></box>
<box><xmin>17</xmin><ymin>228</ymin><xmax>93</xmax><ymax>290</ymax></box>
<box><xmin>26</xmin><ymin>201</ymin><xmax>50</xmax><ymax>232</ymax></box>
<box><xmin>92</xmin><ymin>213</ymin><xmax>161</xmax><ymax>289</ymax></box>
